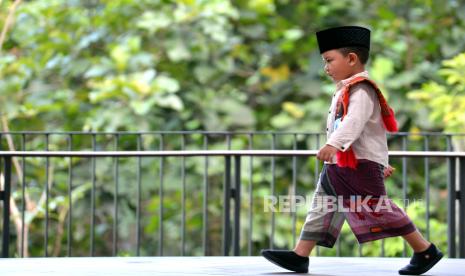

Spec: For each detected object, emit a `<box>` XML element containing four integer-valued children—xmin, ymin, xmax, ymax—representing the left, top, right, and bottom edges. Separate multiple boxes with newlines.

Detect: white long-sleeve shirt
<box><xmin>325</xmin><ymin>71</ymin><xmax>389</xmax><ymax>167</ymax></box>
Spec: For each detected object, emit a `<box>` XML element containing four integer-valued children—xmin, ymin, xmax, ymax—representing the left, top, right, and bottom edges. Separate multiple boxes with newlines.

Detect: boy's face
<box><xmin>321</xmin><ymin>49</ymin><xmax>357</xmax><ymax>82</ymax></box>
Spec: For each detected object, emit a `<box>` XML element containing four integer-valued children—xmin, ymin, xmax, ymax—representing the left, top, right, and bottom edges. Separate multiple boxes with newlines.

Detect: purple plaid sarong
<box><xmin>300</xmin><ymin>159</ymin><xmax>416</xmax><ymax>247</ymax></box>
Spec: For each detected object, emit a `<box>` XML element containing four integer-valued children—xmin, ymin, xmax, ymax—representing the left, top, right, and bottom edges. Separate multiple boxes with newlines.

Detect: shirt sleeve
<box><xmin>326</xmin><ymin>83</ymin><xmax>375</xmax><ymax>151</ymax></box>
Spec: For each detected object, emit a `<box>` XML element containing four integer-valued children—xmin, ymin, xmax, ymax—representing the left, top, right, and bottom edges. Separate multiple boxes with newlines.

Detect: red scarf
<box><xmin>334</xmin><ymin>76</ymin><xmax>398</xmax><ymax>169</ymax></box>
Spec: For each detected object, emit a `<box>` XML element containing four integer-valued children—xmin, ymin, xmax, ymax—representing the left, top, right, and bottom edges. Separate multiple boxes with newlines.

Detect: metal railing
<box><xmin>0</xmin><ymin>131</ymin><xmax>463</xmax><ymax>152</ymax></box>
<box><xmin>1</xmin><ymin>149</ymin><xmax>464</xmax><ymax>258</ymax></box>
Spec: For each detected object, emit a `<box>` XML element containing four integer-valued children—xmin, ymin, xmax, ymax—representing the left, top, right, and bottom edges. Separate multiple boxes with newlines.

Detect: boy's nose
<box><xmin>324</xmin><ymin>64</ymin><xmax>329</xmax><ymax>73</ymax></box>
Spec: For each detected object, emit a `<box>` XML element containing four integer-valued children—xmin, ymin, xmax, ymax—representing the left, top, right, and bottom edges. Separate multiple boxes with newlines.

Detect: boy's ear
<box><xmin>348</xmin><ymin>52</ymin><xmax>359</xmax><ymax>66</ymax></box>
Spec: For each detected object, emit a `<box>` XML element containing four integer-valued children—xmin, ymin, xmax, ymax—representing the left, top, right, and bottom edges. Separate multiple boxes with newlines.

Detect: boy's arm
<box><xmin>326</xmin><ymin>83</ymin><xmax>375</xmax><ymax>151</ymax></box>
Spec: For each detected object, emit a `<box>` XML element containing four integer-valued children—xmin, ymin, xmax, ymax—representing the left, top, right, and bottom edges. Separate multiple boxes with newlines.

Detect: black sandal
<box><xmin>398</xmin><ymin>243</ymin><xmax>443</xmax><ymax>275</ymax></box>
<box><xmin>261</xmin><ymin>249</ymin><xmax>309</xmax><ymax>273</ymax></box>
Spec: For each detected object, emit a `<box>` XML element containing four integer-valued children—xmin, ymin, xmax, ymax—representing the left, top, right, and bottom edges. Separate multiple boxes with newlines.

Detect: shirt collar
<box><xmin>336</xmin><ymin>70</ymin><xmax>369</xmax><ymax>90</ymax></box>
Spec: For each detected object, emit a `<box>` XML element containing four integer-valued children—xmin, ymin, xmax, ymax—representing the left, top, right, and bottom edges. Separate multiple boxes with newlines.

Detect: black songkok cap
<box><xmin>316</xmin><ymin>26</ymin><xmax>371</xmax><ymax>54</ymax></box>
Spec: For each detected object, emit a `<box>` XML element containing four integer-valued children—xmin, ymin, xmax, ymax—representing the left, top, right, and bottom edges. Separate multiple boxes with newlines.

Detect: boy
<box><xmin>261</xmin><ymin>26</ymin><xmax>443</xmax><ymax>275</ymax></box>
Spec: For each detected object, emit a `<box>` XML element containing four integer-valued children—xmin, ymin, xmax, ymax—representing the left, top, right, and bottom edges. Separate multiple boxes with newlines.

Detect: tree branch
<box><xmin>0</xmin><ymin>0</ymin><xmax>22</xmax><ymax>53</ymax></box>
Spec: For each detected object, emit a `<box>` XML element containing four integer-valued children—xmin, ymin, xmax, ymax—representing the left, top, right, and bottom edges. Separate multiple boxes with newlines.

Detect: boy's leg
<box><xmin>398</xmin><ymin>228</ymin><xmax>443</xmax><ymax>275</ymax></box>
<box><xmin>293</xmin><ymin>240</ymin><xmax>317</xmax><ymax>257</ymax></box>
<box><xmin>402</xmin><ymin>230</ymin><xmax>430</xmax><ymax>253</ymax></box>
<box><xmin>298</xmin><ymin>165</ymin><xmax>345</xmax><ymax>249</ymax></box>
<box><xmin>261</xmin><ymin>165</ymin><xmax>344</xmax><ymax>273</ymax></box>
<box><xmin>341</xmin><ymin>193</ymin><xmax>441</xmax><ymax>275</ymax></box>
<box><xmin>341</xmin><ymin>195</ymin><xmax>443</xmax><ymax>275</ymax></box>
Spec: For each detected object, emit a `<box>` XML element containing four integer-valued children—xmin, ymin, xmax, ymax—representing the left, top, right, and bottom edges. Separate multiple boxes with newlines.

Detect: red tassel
<box><xmin>382</xmin><ymin>108</ymin><xmax>398</xmax><ymax>132</ymax></box>
<box><xmin>336</xmin><ymin>149</ymin><xmax>358</xmax><ymax>169</ymax></box>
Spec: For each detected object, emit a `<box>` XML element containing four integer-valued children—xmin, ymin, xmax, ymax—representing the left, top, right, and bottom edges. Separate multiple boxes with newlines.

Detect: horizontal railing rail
<box><xmin>1</xmin><ymin>131</ymin><xmax>465</xmax><ymax>135</ymax></box>
<box><xmin>0</xmin><ymin>131</ymin><xmax>462</xmax><ymax>153</ymax></box>
<box><xmin>0</xmin><ymin>150</ymin><xmax>465</xmax><ymax>157</ymax></box>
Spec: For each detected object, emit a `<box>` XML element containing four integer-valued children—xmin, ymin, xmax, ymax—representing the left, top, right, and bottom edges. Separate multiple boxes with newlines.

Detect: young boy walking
<box><xmin>261</xmin><ymin>26</ymin><xmax>443</xmax><ymax>275</ymax></box>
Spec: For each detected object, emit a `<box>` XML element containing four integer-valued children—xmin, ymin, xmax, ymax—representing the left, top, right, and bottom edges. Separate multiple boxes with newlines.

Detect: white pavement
<box><xmin>0</xmin><ymin>256</ymin><xmax>463</xmax><ymax>276</ymax></box>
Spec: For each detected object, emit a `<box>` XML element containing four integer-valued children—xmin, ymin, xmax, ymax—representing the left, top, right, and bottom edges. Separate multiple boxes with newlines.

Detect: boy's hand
<box><xmin>384</xmin><ymin>165</ymin><xmax>395</xmax><ymax>178</ymax></box>
<box><xmin>317</xmin><ymin>144</ymin><xmax>339</xmax><ymax>162</ymax></box>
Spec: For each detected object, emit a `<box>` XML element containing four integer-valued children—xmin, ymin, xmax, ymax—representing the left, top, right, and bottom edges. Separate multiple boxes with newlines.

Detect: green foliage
<box><xmin>408</xmin><ymin>53</ymin><xmax>465</xmax><ymax>133</ymax></box>
<box><xmin>2</xmin><ymin>0</ymin><xmax>465</xmax><ymax>133</ymax></box>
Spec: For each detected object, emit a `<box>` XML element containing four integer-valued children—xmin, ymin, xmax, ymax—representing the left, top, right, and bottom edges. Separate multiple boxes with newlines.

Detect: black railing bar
<box><xmin>233</xmin><ymin>155</ymin><xmax>241</xmax><ymax>256</ymax></box>
<box><xmin>159</xmin><ymin>134</ymin><xmax>164</xmax><ymax>256</ymax></box>
<box><xmin>424</xmin><ymin>136</ymin><xmax>430</xmax><ymax>241</ymax></box>
<box><xmin>223</xmin><ymin>156</ymin><xmax>232</xmax><ymax>255</ymax></box>
<box><xmin>247</xmin><ymin>134</ymin><xmax>253</xmax><ymax>256</ymax></box>
<box><xmin>67</xmin><ymin>134</ymin><xmax>73</xmax><ymax>257</ymax></box>
<box><xmin>113</xmin><ymin>134</ymin><xmax>119</xmax><ymax>256</ymax></box>
<box><xmin>226</xmin><ymin>134</ymin><xmax>231</xmax><ymax>150</ymax></box>
<box><xmin>44</xmin><ymin>134</ymin><xmax>49</xmax><ymax>257</ymax></box>
<box><xmin>2</xmin><ymin>157</ymin><xmax>12</xmax><ymax>258</ymax></box>
<box><xmin>1</xmin><ymin>150</ymin><xmax>465</xmax><ymax>158</ymax></box>
<box><xmin>292</xmin><ymin>134</ymin><xmax>297</xmax><ymax>248</ymax></box>
<box><xmin>203</xmin><ymin>135</ymin><xmax>209</xmax><ymax>255</ymax></box>
<box><xmin>90</xmin><ymin>134</ymin><xmax>96</xmax><ymax>256</ymax></box>
<box><xmin>447</xmin><ymin>157</ymin><xmax>457</xmax><ymax>258</ymax></box>
<box><xmin>181</xmin><ymin>134</ymin><xmax>186</xmax><ymax>256</ymax></box>
<box><xmin>270</xmin><ymin>134</ymin><xmax>276</xmax><ymax>249</ymax></box>
<box><xmin>226</xmin><ymin>128</ymin><xmax>231</xmax><ymax>257</ymax></box>
<box><xmin>20</xmin><ymin>134</ymin><xmax>26</xmax><ymax>258</ymax></box>
<box><xmin>459</xmin><ymin>158</ymin><xmax>465</xmax><ymax>258</ymax></box>
<box><xmin>447</xmin><ymin>135</ymin><xmax>453</xmax><ymax>152</ymax></box>
<box><xmin>446</xmin><ymin>136</ymin><xmax>456</xmax><ymax>258</ymax></box>
<box><xmin>136</xmin><ymin>134</ymin><xmax>142</xmax><ymax>257</ymax></box>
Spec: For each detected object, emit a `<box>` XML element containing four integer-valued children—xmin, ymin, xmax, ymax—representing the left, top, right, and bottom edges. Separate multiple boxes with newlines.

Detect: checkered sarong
<box><xmin>300</xmin><ymin>160</ymin><xmax>416</xmax><ymax>247</ymax></box>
